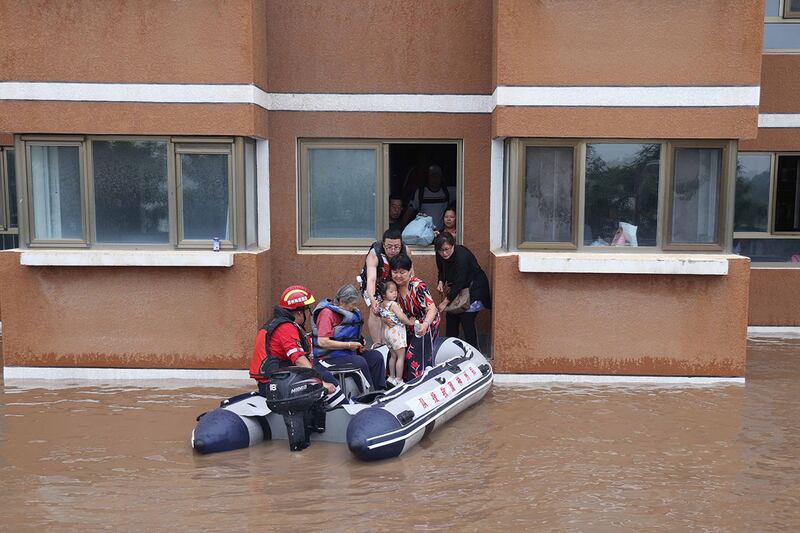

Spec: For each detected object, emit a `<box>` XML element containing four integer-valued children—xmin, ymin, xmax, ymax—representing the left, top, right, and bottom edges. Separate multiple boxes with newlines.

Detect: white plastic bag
<box><xmin>402</xmin><ymin>214</ymin><xmax>435</xmax><ymax>245</ymax></box>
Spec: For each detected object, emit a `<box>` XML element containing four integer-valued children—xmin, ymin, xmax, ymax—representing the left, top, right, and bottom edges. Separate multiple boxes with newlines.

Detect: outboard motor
<box><xmin>264</xmin><ymin>367</ymin><xmax>327</xmax><ymax>451</ymax></box>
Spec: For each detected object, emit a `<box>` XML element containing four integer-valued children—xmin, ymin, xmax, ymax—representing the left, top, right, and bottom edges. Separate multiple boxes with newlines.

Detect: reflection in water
<box><xmin>1</xmin><ymin>341</ymin><xmax>799</xmax><ymax>530</ymax></box>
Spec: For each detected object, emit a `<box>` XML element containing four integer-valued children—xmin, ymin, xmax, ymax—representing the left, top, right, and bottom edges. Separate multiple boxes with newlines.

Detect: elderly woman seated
<box><xmin>311</xmin><ymin>284</ymin><xmax>386</xmax><ymax>392</ymax></box>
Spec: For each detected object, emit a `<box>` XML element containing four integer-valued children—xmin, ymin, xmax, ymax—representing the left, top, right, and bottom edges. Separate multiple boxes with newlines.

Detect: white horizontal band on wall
<box><xmin>20</xmin><ymin>249</ymin><xmax>235</xmax><ymax>267</ymax></box>
<box><xmin>494</xmin><ymin>85</ymin><xmax>761</xmax><ymax>108</ymax></box>
<box><xmin>3</xmin><ymin>366</ymin><xmax>744</xmax><ymax>385</ymax></box>
<box><xmin>758</xmin><ymin>114</ymin><xmax>800</xmax><ymax>127</ymax></box>
<box><xmin>3</xmin><ymin>366</ymin><xmax>251</xmax><ymax>381</ymax></box>
<box><xmin>493</xmin><ymin>374</ymin><xmax>745</xmax><ymax>385</ymax></box>
<box><xmin>0</xmin><ymin>82</ymin><xmax>761</xmax><ymax>113</ymax></box>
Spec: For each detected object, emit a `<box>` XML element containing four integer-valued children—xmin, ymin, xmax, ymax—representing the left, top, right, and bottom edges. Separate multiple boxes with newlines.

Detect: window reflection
<box><xmin>584</xmin><ymin>143</ymin><xmax>660</xmax><ymax>247</ymax></box>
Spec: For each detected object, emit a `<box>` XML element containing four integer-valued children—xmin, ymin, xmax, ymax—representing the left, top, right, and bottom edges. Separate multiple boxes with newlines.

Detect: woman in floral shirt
<box><xmin>387</xmin><ymin>253</ymin><xmax>440</xmax><ymax>381</ymax></box>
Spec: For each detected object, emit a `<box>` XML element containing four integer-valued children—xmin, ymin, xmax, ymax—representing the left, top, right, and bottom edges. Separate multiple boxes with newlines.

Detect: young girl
<box><xmin>379</xmin><ymin>280</ymin><xmax>414</xmax><ymax>386</ymax></box>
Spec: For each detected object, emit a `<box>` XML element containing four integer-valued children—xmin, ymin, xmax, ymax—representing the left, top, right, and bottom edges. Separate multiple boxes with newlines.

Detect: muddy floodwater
<box><xmin>1</xmin><ymin>339</ymin><xmax>799</xmax><ymax>531</ymax></box>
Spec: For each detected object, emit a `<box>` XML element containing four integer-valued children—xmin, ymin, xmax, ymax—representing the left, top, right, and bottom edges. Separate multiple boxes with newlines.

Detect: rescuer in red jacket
<box><xmin>249</xmin><ymin>285</ymin><xmax>343</xmax><ymax>407</ymax></box>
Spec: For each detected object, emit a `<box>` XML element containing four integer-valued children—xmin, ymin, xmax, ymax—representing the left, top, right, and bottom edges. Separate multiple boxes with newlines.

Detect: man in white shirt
<box><xmin>407</xmin><ymin>165</ymin><xmax>454</xmax><ymax>231</ymax></box>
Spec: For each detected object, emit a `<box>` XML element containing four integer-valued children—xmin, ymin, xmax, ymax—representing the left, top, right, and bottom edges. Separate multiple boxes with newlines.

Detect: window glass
<box><xmin>734</xmin><ymin>154</ymin><xmax>771</xmax><ymax>232</ymax></box>
<box><xmin>7</xmin><ymin>150</ymin><xmax>16</xmax><ymax>228</ymax></box>
<box><xmin>180</xmin><ymin>153</ymin><xmax>231</xmax><ymax>241</ymax></box>
<box><xmin>0</xmin><ymin>154</ymin><xmax>6</xmax><ymax>229</ymax></box>
<box><xmin>584</xmin><ymin>143</ymin><xmax>660</xmax><ymax>247</ymax></box>
<box><xmin>764</xmin><ymin>24</ymin><xmax>800</xmax><ymax>49</ymax></box>
<box><xmin>775</xmin><ymin>155</ymin><xmax>800</xmax><ymax>232</ymax></box>
<box><xmin>785</xmin><ymin>0</ymin><xmax>800</xmax><ymax>16</ymax></box>
<box><xmin>30</xmin><ymin>145</ymin><xmax>83</xmax><ymax>240</ymax></box>
<box><xmin>92</xmin><ymin>140</ymin><xmax>169</xmax><ymax>244</ymax></box>
<box><xmin>734</xmin><ymin>238</ymin><xmax>800</xmax><ymax>263</ymax></box>
<box><xmin>670</xmin><ymin>148</ymin><xmax>723</xmax><ymax>244</ymax></box>
<box><xmin>245</xmin><ymin>142</ymin><xmax>258</xmax><ymax>248</ymax></box>
<box><xmin>765</xmin><ymin>0</ymin><xmax>781</xmax><ymax>16</ymax></box>
<box><xmin>523</xmin><ymin>146</ymin><xmax>574</xmax><ymax>243</ymax></box>
<box><xmin>308</xmin><ymin>148</ymin><xmax>375</xmax><ymax>240</ymax></box>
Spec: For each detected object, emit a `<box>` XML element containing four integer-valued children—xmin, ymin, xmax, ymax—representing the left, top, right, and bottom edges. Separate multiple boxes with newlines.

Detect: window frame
<box><xmin>507</xmin><ymin>138</ymin><xmax>734</xmax><ymax>253</ymax></box>
<box><xmin>24</xmin><ymin>139</ymin><xmax>89</xmax><ymax>248</ymax></box>
<box><xmin>85</xmin><ymin>135</ymin><xmax>175</xmax><ymax>250</ymax></box>
<box><xmin>16</xmin><ymin>135</ymin><xmax>252</xmax><ymax>250</ymax></box>
<box><xmin>784</xmin><ymin>0</ymin><xmax>800</xmax><ymax>18</ymax></box>
<box><xmin>299</xmin><ymin>139</ymin><xmax>384</xmax><ymax>249</ymax></box>
<box><xmin>297</xmin><ymin>138</ymin><xmax>463</xmax><ymax>250</ymax></box>
<box><xmin>732</xmin><ymin>151</ymin><xmax>800</xmax><ymax>267</ymax></box>
<box><xmin>734</xmin><ymin>152</ymin><xmax>800</xmax><ymax>239</ymax></box>
<box><xmin>175</xmin><ymin>142</ymin><xmax>237</xmax><ymax>250</ymax></box>
<box><xmin>0</xmin><ymin>148</ymin><xmax>9</xmax><ymax>232</ymax></box>
<box><xmin>771</xmin><ymin>152</ymin><xmax>800</xmax><ymax>236</ymax></box>
<box><xmin>662</xmin><ymin>140</ymin><xmax>732</xmax><ymax>252</ymax></box>
<box><xmin>513</xmin><ymin>138</ymin><xmax>581</xmax><ymax>250</ymax></box>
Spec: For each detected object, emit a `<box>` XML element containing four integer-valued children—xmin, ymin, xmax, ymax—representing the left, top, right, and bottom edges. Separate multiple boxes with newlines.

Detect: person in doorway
<box><xmin>389</xmin><ymin>195</ymin><xmax>407</xmax><ymax>232</ymax></box>
<box><xmin>358</xmin><ymin>228</ymin><xmax>413</xmax><ymax>346</ymax></box>
<box><xmin>433</xmin><ymin>232</ymin><xmax>491</xmax><ymax>349</ymax></box>
<box><xmin>389</xmin><ymin>253</ymin><xmax>440</xmax><ymax>381</ymax></box>
<box><xmin>312</xmin><ymin>284</ymin><xmax>387</xmax><ymax>391</ymax></box>
<box><xmin>249</xmin><ymin>285</ymin><xmax>343</xmax><ymax>406</ymax></box>
<box><xmin>440</xmin><ymin>206</ymin><xmax>457</xmax><ymax>238</ymax></box>
<box><xmin>407</xmin><ymin>165</ymin><xmax>452</xmax><ymax>232</ymax></box>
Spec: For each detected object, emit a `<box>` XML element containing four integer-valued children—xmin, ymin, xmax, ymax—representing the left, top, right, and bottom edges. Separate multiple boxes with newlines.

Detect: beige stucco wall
<box><xmin>490</xmin><ymin>254</ymin><xmax>750</xmax><ymax>376</ymax></box>
<box><xmin>0</xmin><ymin>250</ymin><xmax>272</xmax><ymax>369</ymax></box>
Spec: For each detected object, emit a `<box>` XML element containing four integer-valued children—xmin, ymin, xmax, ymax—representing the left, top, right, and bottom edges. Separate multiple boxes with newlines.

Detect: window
<box><xmin>28</xmin><ymin>143</ymin><xmax>85</xmax><ymax>242</ymax></box>
<box><xmin>585</xmin><ymin>143</ymin><xmax>660</xmax><ymax>247</ymax></box>
<box><xmin>775</xmin><ymin>155</ymin><xmax>800</xmax><ymax>232</ymax></box>
<box><xmin>177</xmin><ymin>144</ymin><xmax>233</xmax><ymax>246</ymax></box>
<box><xmin>734</xmin><ymin>153</ymin><xmax>771</xmax><ymax>232</ymax></box>
<box><xmin>1</xmin><ymin>147</ymin><xmax>19</xmax><ymax>249</ymax></box>
<box><xmin>17</xmin><ymin>136</ymin><xmax>258</xmax><ymax>250</ymax></box>
<box><xmin>509</xmin><ymin>139</ymin><xmax>732</xmax><ymax>252</ymax></box>
<box><xmin>299</xmin><ymin>140</ymin><xmax>461</xmax><ymax>248</ymax></box>
<box><xmin>91</xmin><ymin>140</ymin><xmax>169</xmax><ymax>244</ymax></box>
<box><xmin>764</xmin><ymin>0</ymin><xmax>800</xmax><ymax>51</ymax></box>
<box><xmin>666</xmin><ymin>145</ymin><xmax>726</xmax><ymax>248</ymax></box>
<box><xmin>734</xmin><ymin>153</ymin><xmax>800</xmax><ymax>265</ymax></box>
<box><xmin>519</xmin><ymin>143</ymin><xmax>577</xmax><ymax>248</ymax></box>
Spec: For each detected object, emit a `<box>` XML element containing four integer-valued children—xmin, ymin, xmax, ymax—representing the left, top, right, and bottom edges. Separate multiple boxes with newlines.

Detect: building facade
<box><xmin>0</xmin><ymin>0</ymin><xmax>793</xmax><ymax>378</ymax></box>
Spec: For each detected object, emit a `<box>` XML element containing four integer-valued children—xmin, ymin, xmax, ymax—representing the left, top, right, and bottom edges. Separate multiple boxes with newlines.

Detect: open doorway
<box><xmin>387</xmin><ymin>143</ymin><xmax>458</xmax><ymax>239</ymax></box>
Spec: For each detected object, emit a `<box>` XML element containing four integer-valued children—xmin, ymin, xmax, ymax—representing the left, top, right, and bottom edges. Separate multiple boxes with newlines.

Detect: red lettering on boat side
<box><xmin>440</xmin><ymin>386</ymin><xmax>448</xmax><ymax>398</ymax></box>
<box><xmin>431</xmin><ymin>392</ymin><xmax>440</xmax><ymax>403</ymax></box>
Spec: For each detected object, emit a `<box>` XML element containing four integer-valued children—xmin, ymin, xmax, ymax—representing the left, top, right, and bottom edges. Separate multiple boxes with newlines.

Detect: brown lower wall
<box><xmin>749</xmin><ymin>268</ymin><xmax>800</xmax><ymax>326</ymax></box>
<box><xmin>0</xmin><ymin>249</ymin><xmax>271</xmax><ymax>369</ymax></box>
<box><xmin>490</xmin><ymin>254</ymin><xmax>750</xmax><ymax>376</ymax></box>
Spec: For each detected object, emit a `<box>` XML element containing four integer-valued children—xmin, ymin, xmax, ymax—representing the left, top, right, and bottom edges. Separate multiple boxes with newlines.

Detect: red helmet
<box><xmin>279</xmin><ymin>285</ymin><xmax>316</xmax><ymax>310</ymax></box>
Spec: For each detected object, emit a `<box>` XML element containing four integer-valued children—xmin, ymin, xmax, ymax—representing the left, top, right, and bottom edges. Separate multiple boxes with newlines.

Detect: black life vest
<box><xmin>259</xmin><ymin>306</ymin><xmax>311</xmax><ymax>379</ymax></box>
<box><xmin>358</xmin><ymin>241</ymin><xmax>407</xmax><ymax>293</ymax></box>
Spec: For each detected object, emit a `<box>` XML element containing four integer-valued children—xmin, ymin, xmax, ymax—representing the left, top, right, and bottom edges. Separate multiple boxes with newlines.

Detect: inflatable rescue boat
<box><xmin>191</xmin><ymin>338</ymin><xmax>492</xmax><ymax>461</ymax></box>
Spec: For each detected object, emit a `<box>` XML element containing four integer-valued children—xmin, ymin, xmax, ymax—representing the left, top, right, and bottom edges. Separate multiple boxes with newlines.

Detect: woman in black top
<box><xmin>433</xmin><ymin>232</ymin><xmax>491</xmax><ymax>349</ymax></box>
